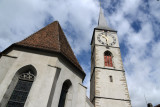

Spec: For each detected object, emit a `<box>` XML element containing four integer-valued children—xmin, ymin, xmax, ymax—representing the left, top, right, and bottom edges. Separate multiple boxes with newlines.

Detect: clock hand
<box><xmin>102</xmin><ymin>35</ymin><xmax>108</xmax><ymax>41</ymax></box>
<box><xmin>102</xmin><ymin>35</ymin><xmax>109</xmax><ymax>45</ymax></box>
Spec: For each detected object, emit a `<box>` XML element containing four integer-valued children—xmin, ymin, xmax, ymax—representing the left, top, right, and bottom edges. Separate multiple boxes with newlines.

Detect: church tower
<box><xmin>90</xmin><ymin>7</ymin><xmax>131</xmax><ymax>107</ymax></box>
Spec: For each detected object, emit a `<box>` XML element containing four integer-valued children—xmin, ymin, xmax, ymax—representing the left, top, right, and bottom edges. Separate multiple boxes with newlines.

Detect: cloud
<box><xmin>99</xmin><ymin>0</ymin><xmax>160</xmax><ymax>106</ymax></box>
<box><xmin>109</xmin><ymin>0</ymin><xmax>160</xmax><ymax>106</ymax></box>
<box><xmin>0</xmin><ymin>0</ymin><xmax>99</xmax><ymax>55</ymax></box>
<box><xmin>0</xmin><ymin>0</ymin><xmax>160</xmax><ymax>107</ymax></box>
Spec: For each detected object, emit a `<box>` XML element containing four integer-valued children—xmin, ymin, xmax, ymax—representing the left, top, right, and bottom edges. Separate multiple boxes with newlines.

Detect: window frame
<box><xmin>58</xmin><ymin>80</ymin><xmax>72</xmax><ymax>107</ymax></box>
<box><xmin>0</xmin><ymin>65</ymin><xmax>37</xmax><ymax>107</ymax></box>
<box><xmin>7</xmin><ymin>71</ymin><xmax>35</xmax><ymax>107</ymax></box>
<box><xmin>104</xmin><ymin>51</ymin><xmax>113</xmax><ymax>67</ymax></box>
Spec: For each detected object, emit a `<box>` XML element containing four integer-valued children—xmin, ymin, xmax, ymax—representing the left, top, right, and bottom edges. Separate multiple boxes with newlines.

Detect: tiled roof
<box><xmin>15</xmin><ymin>21</ymin><xmax>85</xmax><ymax>75</ymax></box>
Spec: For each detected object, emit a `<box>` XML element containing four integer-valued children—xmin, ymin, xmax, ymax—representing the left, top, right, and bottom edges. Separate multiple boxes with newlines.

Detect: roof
<box><xmin>1</xmin><ymin>21</ymin><xmax>85</xmax><ymax>78</ymax></box>
<box><xmin>96</xmin><ymin>7</ymin><xmax>116</xmax><ymax>31</ymax></box>
<box><xmin>155</xmin><ymin>104</ymin><xmax>160</xmax><ymax>107</ymax></box>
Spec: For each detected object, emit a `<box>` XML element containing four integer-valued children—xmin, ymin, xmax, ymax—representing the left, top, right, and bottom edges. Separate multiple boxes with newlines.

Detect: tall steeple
<box><xmin>96</xmin><ymin>6</ymin><xmax>115</xmax><ymax>31</ymax></box>
<box><xmin>90</xmin><ymin>2</ymin><xmax>131</xmax><ymax>107</ymax></box>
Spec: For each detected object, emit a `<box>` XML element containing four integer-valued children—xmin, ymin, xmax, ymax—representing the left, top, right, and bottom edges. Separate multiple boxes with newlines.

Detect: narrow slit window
<box><xmin>109</xmin><ymin>76</ymin><xmax>113</xmax><ymax>82</ymax></box>
<box><xmin>104</xmin><ymin>51</ymin><xmax>113</xmax><ymax>67</ymax></box>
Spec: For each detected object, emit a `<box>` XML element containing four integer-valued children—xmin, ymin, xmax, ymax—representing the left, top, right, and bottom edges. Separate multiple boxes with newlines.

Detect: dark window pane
<box><xmin>7</xmin><ymin>71</ymin><xmax>35</xmax><ymax>107</ymax></box>
<box><xmin>7</xmin><ymin>80</ymin><xmax>33</xmax><ymax>107</ymax></box>
<box><xmin>15</xmin><ymin>80</ymin><xmax>32</xmax><ymax>91</ymax></box>
<box><xmin>7</xmin><ymin>101</ymin><xmax>24</xmax><ymax>107</ymax></box>
<box><xmin>58</xmin><ymin>80</ymin><xmax>71</xmax><ymax>107</ymax></box>
<box><xmin>10</xmin><ymin>90</ymin><xmax>28</xmax><ymax>102</ymax></box>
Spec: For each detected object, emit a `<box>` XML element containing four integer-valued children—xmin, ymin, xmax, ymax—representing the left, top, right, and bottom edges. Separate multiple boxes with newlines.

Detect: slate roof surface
<box><xmin>15</xmin><ymin>21</ymin><xmax>84</xmax><ymax>74</ymax></box>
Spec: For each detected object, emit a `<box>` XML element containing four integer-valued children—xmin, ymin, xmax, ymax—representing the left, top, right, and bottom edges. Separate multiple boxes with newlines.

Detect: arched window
<box><xmin>104</xmin><ymin>51</ymin><xmax>113</xmax><ymax>67</ymax></box>
<box><xmin>58</xmin><ymin>80</ymin><xmax>72</xmax><ymax>107</ymax></box>
<box><xmin>7</xmin><ymin>70</ymin><xmax>35</xmax><ymax>107</ymax></box>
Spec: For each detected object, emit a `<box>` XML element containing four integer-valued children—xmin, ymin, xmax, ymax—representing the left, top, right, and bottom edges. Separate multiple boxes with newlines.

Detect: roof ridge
<box><xmin>57</xmin><ymin>22</ymin><xmax>61</xmax><ymax>51</ymax></box>
<box><xmin>57</xmin><ymin>22</ymin><xmax>83</xmax><ymax>71</ymax></box>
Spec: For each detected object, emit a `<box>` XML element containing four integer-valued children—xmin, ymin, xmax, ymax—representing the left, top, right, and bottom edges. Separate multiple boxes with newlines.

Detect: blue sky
<box><xmin>0</xmin><ymin>0</ymin><xmax>160</xmax><ymax>106</ymax></box>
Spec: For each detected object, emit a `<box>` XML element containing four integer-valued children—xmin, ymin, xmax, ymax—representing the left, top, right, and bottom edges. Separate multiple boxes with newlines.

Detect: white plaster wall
<box><xmin>0</xmin><ymin>56</ymin><xmax>16</xmax><ymax>84</ymax></box>
<box><xmin>0</xmin><ymin>49</ymin><xmax>93</xmax><ymax>107</ymax></box>
<box><xmin>25</xmin><ymin>66</ymin><xmax>57</xmax><ymax>107</ymax></box>
<box><xmin>50</xmin><ymin>54</ymin><xmax>93</xmax><ymax>107</ymax></box>
<box><xmin>76</xmin><ymin>84</ymin><xmax>87</xmax><ymax>107</ymax></box>
<box><xmin>0</xmin><ymin>50</ymin><xmax>59</xmax><ymax>107</ymax></box>
<box><xmin>51</xmin><ymin>57</ymin><xmax>84</xmax><ymax>107</ymax></box>
<box><xmin>95</xmin><ymin>98</ymin><xmax>131</xmax><ymax>107</ymax></box>
<box><xmin>95</xmin><ymin>69</ymin><xmax>130</xmax><ymax>100</ymax></box>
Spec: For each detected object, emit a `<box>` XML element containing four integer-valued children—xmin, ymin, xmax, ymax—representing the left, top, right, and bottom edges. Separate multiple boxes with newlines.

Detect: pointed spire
<box><xmin>96</xmin><ymin>4</ymin><xmax>115</xmax><ymax>31</ymax></box>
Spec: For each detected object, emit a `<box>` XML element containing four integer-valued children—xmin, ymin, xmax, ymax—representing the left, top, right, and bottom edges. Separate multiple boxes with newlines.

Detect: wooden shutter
<box><xmin>104</xmin><ymin>56</ymin><xmax>107</xmax><ymax>66</ymax></box>
<box><xmin>108</xmin><ymin>56</ymin><xmax>110</xmax><ymax>66</ymax></box>
<box><xmin>110</xmin><ymin>56</ymin><xmax>113</xmax><ymax>67</ymax></box>
<box><xmin>107</xmin><ymin>56</ymin><xmax>109</xmax><ymax>66</ymax></box>
<box><xmin>104</xmin><ymin>52</ymin><xmax>113</xmax><ymax>67</ymax></box>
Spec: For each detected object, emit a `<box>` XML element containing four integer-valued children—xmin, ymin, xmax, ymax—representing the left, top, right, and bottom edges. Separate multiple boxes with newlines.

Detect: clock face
<box><xmin>108</xmin><ymin>33</ymin><xmax>116</xmax><ymax>46</ymax></box>
<box><xmin>97</xmin><ymin>31</ymin><xmax>116</xmax><ymax>46</ymax></box>
<box><xmin>97</xmin><ymin>32</ymin><xmax>107</xmax><ymax>45</ymax></box>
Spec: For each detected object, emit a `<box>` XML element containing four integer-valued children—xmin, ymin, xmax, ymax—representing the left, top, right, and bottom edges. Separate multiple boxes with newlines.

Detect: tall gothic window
<box><xmin>7</xmin><ymin>70</ymin><xmax>35</xmax><ymax>107</ymax></box>
<box><xmin>104</xmin><ymin>51</ymin><xmax>113</xmax><ymax>67</ymax></box>
<box><xmin>58</xmin><ymin>80</ymin><xmax>72</xmax><ymax>107</ymax></box>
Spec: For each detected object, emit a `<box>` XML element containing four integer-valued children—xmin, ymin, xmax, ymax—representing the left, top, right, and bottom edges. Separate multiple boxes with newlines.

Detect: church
<box><xmin>0</xmin><ymin>7</ymin><xmax>131</xmax><ymax>107</ymax></box>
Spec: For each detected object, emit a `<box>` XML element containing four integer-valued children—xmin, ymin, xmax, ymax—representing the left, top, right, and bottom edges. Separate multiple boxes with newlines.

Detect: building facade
<box><xmin>90</xmin><ymin>8</ymin><xmax>131</xmax><ymax>107</ymax></box>
<box><xmin>0</xmin><ymin>21</ymin><xmax>93</xmax><ymax>107</ymax></box>
<box><xmin>0</xmin><ymin>7</ymin><xmax>131</xmax><ymax>107</ymax></box>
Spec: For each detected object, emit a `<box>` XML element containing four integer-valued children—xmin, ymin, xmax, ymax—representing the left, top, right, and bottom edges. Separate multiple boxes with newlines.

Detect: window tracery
<box><xmin>7</xmin><ymin>70</ymin><xmax>35</xmax><ymax>107</ymax></box>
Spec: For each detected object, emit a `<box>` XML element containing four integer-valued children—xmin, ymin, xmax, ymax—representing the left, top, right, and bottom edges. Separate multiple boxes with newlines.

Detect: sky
<box><xmin>0</xmin><ymin>0</ymin><xmax>160</xmax><ymax>106</ymax></box>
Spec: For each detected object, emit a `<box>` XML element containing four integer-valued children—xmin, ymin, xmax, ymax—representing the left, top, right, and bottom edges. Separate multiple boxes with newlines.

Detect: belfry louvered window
<box><xmin>104</xmin><ymin>51</ymin><xmax>113</xmax><ymax>67</ymax></box>
<box><xmin>7</xmin><ymin>71</ymin><xmax>35</xmax><ymax>107</ymax></box>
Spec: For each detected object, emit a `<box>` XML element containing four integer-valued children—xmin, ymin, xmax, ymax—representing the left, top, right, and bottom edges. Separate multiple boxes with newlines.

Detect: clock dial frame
<box><xmin>97</xmin><ymin>32</ymin><xmax>107</xmax><ymax>45</ymax></box>
<box><xmin>108</xmin><ymin>33</ymin><xmax>116</xmax><ymax>46</ymax></box>
<box><xmin>97</xmin><ymin>31</ymin><xmax>116</xmax><ymax>46</ymax></box>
